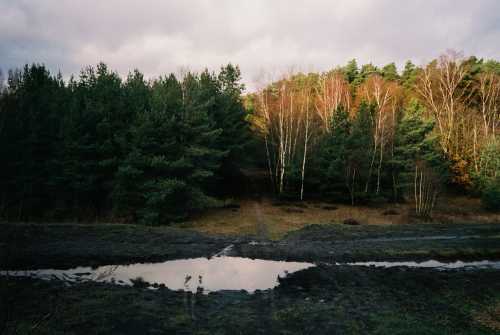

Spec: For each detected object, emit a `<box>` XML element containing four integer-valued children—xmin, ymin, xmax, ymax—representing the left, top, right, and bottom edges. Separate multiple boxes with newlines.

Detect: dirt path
<box><xmin>254</xmin><ymin>201</ymin><xmax>269</xmax><ymax>239</ymax></box>
<box><xmin>247</xmin><ymin>173</ymin><xmax>270</xmax><ymax>239</ymax></box>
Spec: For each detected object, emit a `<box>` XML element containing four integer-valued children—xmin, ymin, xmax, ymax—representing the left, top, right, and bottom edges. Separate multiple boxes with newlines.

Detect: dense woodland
<box><xmin>0</xmin><ymin>64</ymin><xmax>252</xmax><ymax>223</ymax></box>
<box><xmin>0</xmin><ymin>51</ymin><xmax>499</xmax><ymax>224</ymax></box>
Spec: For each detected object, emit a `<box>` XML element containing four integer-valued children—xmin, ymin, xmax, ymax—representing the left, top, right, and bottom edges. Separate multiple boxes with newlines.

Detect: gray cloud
<box><xmin>1</xmin><ymin>0</ymin><xmax>499</xmax><ymax>90</ymax></box>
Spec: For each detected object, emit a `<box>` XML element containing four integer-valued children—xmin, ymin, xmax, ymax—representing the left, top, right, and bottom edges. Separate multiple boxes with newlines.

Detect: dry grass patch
<box><xmin>433</xmin><ymin>195</ymin><xmax>500</xmax><ymax>224</ymax></box>
<box><xmin>474</xmin><ymin>301</ymin><xmax>500</xmax><ymax>332</ymax></box>
<box><xmin>177</xmin><ymin>195</ymin><xmax>500</xmax><ymax>239</ymax></box>
<box><xmin>178</xmin><ymin>198</ymin><xmax>408</xmax><ymax>239</ymax></box>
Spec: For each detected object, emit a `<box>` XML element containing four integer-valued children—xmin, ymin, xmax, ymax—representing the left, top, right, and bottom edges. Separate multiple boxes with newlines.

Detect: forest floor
<box><xmin>1</xmin><ymin>201</ymin><xmax>500</xmax><ymax>334</ymax></box>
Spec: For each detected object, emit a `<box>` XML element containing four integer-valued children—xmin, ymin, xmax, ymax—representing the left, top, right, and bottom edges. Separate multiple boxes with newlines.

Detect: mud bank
<box><xmin>2</xmin><ymin>222</ymin><xmax>500</xmax><ymax>270</ymax></box>
<box><xmin>1</xmin><ymin>265</ymin><xmax>499</xmax><ymax>334</ymax></box>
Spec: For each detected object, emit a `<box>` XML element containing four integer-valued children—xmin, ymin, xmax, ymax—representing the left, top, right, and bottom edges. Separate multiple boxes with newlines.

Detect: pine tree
<box><xmin>353</xmin><ymin>64</ymin><xmax>379</xmax><ymax>86</ymax></box>
<box><xmin>345</xmin><ymin>102</ymin><xmax>375</xmax><ymax>204</ymax></box>
<box><xmin>382</xmin><ymin>62</ymin><xmax>399</xmax><ymax>81</ymax></box>
<box><xmin>114</xmin><ymin>73</ymin><xmax>225</xmax><ymax>224</ymax></box>
<box><xmin>213</xmin><ymin>64</ymin><xmax>252</xmax><ymax>194</ymax></box>
<box><xmin>391</xmin><ymin>100</ymin><xmax>447</xmax><ymax>215</ymax></box>
<box><xmin>315</xmin><ymin>107</ymin><xmax>352</xmax><ymax>201</ymax></box>
<box><xmin>60</xmin><ymin>64</ymin><xmax>126</xmax><ymax>216</ymax></box>
<box><xmin>0</xmin><ymin>64</ymin><xmax>66</xmax><ymax>219</ymax></box>
<box><xmin>401</xmin><ymin>60</ymin><xmax>417</xmax><ymax>89</ymax></box>
<box><xmin>344</xmin><ymin>59</ymin><xmax>359</xmax><ymax>83</ymax></box>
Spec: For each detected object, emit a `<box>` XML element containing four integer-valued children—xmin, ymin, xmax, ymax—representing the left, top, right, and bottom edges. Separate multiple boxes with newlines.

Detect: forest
<box><xmin>0</xmin><ymin>51</ymin><xmax>499</xmax><ymax>224</ymax></box>
<box><xmin>1</xmin><ymin>52</ymin><xmax>500</xmax><ymax>334</ymax></box>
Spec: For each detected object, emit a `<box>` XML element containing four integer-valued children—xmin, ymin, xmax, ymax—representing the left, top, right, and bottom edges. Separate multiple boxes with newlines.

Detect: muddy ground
<box><xmin>1</xmin><ymin>222</ymin><xmax>500</xmax><ymax>334</ymax></box>
<box><xmin>2</xmin><ymin>222</ymin><xmax>499</xmax><ymax>268</ymax></box>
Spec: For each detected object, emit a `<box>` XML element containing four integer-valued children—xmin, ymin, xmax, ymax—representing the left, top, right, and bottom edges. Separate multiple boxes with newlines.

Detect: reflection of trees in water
<box><xmin>183</xmin><ymin>274</ymin><xmax>204</xmax><ymax>293</ymax></box>
<box><xmin>184</xmin><ymin>275</ymin><xmax>192</xmax><ymax>289</ymax></box>
<box><xmin>197</xmin><ymin>275</ymin><xmax>204</xmax><ymax>294</ymax></box>
<box><xmin>182</xmin><ymin>274</ymin><xmax>205</xmax><ymax>321</ymax></box>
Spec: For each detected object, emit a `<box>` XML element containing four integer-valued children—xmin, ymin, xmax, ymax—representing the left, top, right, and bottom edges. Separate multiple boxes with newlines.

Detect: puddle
<box><xmin>345</xmin><ymin>260</ymin><xmax>500</xmax><ymax>270</ymax></box>
<box><xmin>1</xmin><ymin>257</ymin><xmax>314</xmax><ymax>293</ymax></box>
<box><xmin>3</xmin><ymin>257</ymin><xmax>498</xmax><ymax>293</ymax></box>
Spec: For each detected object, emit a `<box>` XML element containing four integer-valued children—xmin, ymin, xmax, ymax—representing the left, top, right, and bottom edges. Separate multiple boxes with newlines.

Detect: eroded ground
<box><xmin>2</xmin><ymin>266</ymin><xmax>500</xmax><ymax>334</ymax></box>
<box><xmin>1</xmin><ymin>219</ymin><xmax>500</xmax><ymax>334</ymax></box>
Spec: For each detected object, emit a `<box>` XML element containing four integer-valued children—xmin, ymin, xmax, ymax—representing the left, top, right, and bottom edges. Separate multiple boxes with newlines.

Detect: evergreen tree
<box><xmin>344</xmin><ymin>59</ymin><xmax>359</xmax><ymax>83</ymax></box>
<box><xmin>316</xmin><ymin>107</ymin><xmax>352</xmax><ymax>201</ymax></box>
<box><xmin>391</xmin><ymin>100</ymin><xmax>448</xmax><ymax>204</ymax></box>
<box><xmin>401</xmin><ymin>60</ymin><xmax>417</xmax><ymax>89</ymax></box>
<box><xmin>474</xmin><ymin>139</ymin><xmax>500</xmax><ymax>211</ymax></box>
<box><xmin>345</xmin><ymin>102</ymin><xmax>375</xmax><ymax>204</ymax></box>
<box><xmin>213</xmin><ymin>64</ymin><xmax>251</xmax><ymax>194</ymax></box>
<box><xmin>60</xmin><ymin>64</ymin><xmax>126</xmax><ymax>216</ymax></box>
<box><xmin>0</xmin><ymin>64</ymin><xmax>66</xmax><ymax>219</ymax></box>
<box><xmin>353</xmin><ymin>64</ymin><xmax>379</xmax><ymax>86</ymax></box>
<box><xmin>113</xmin><ymin>73</ymin><xmax>225</xmax><ymax>224</ymax></box>
<box><xmin>188</xmin><ymin>65</ymin><xmax>252</xmax><ymax>195</ymax></box>
<box><xmin>382</xmin><ymin>62</ymin><xmax>399</xmax><ymax>81</ymax></box>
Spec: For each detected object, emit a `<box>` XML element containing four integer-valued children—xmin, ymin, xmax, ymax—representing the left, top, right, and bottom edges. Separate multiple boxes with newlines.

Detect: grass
<box><xmin>474</xmin><ymin>301</ymin><xmax>500</xmax><ymax>332</ymax></box>
<box><xmin>178</xmin><ymin>198</ymin><xmax>409</xmax><ymax>240</ymax></box>
<box><xmin>178</xmin><ymin>195</ymin><xmax>500</xmax><ymax>240</ymax></box>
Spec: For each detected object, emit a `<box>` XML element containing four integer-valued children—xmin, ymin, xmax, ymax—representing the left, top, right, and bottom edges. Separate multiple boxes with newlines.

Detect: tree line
<box><xmin>0</xmin><ymin>51</ymin><xmax>499</xmax><ymax>223</ymax></box>
<box><xmin>248</xmin><ymin>51</ymin><xmax>500</xmax><ymax>215</ymax></box>
<box><xmin>0</xmin><ymin>63</ymin><xmax>251</xmax><ymax>223</ymax></box>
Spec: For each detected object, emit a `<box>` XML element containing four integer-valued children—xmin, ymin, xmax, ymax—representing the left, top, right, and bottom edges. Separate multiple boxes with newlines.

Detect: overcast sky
<box><xmin>1</xmin><ymin>0</ymin><xmax>499</xmax><ymax>90</ymax></box>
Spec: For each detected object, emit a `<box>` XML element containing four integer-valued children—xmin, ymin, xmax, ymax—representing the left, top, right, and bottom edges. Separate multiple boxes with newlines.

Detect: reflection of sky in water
<box><xmin>4</xmin><ymin>258</ymin><xmax>499</xmax><ymax>293</ymax></box>
<box><xmin>1</xmin><ymin>257</ymin><xmax>314</xmax><ymax>293</ymax></box>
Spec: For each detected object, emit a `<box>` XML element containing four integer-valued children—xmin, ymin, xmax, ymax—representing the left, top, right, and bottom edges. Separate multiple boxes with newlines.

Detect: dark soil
<box><xmin>1</xmin><ymin>222</ymin><xmax>500</xmax><ymax>334</ymax></box>
<box><xmin>321</xmin><ymin>205</ymin><xmax>338</xmax><ymax>211</ymax></box>
<box><xmin>236</xmin><ymin>222</ymin><xmax>500</xmax><ymax>263</ymax></box>
<box><xmin>1</xmin><ymin>266</ymin><xmax>499</xmax><ymax>334</ymax></box>
<box><xmin>2</xmin><ymin>222</ymin><xmax>500</xmax><ymax>269</ymax></box>
<box><xmin>0</xmin><ymin>223</ymin><xmax>238</xmax><ymax>270</ymax></box>
<box><xmin>343</xmin><ymin>218</ymin><xmax>360</xmax><ymax>225</ymax></box>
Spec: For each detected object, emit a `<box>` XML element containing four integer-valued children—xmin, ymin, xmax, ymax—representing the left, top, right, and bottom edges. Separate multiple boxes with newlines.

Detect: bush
<box><xmin>474</xmin><ymin>139</ymin><xmax>500</xmax><ymax>190</ymax></box>
<box><xmin>475</xmin><ymin>139</ymin><xmax>500</xmax><ymax>212</ymax></box>
<box><xmin>481</xmin><ymin>177</ymin><xmax>500</xmax><ymax>212</ymax></box>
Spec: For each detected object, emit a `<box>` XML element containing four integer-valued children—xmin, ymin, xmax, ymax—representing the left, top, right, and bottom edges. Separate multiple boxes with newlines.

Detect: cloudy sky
<box><xmin>1</xmin><ymin>0</ymin><xmax>499</xmax><ymax>90</ymax></box>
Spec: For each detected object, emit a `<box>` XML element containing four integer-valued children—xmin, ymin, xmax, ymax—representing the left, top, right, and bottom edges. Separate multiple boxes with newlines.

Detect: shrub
<box><xmin>481</xmin><ymin>177</ymin><xmax>500</xmax><ymax>212</ymax></box>
<box><xmin>475</xmin><ymin>139</ymin><xmax>500</xmax><ymax>211</ymax></box>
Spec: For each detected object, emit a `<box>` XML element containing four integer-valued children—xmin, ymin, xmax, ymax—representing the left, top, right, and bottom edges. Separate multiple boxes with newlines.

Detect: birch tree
<box><xmin>358</xmin><ymin>74</ymin><xmax>402</xmax><ymax>194</ymax></box>
<box><xmin>477</xmin><ymin>71</ymin><xmax>500</xmax><ymax>139</ymax></box>
<box><xmin>314</xmin><ymin>71</ymin><xmax>351</xmax><ymax>132</ymax></box>
<box><xmin>468</xmin><ymin>71</ymin><xmax>500</xmax><ymax>174</ymax></box>
<box><xmin>297</xmin><ymin>78</ymin><xmax>315</xmax><ymax>200</ymax></box>
<box><xmin>252</xmin><ymin>74</ymin><xmax>317</xmax><ymax>198</ymax></box>
<box><xmin>413</xmin><ymin>161</ymin><xmax>439</xmax><ymax>217</ymax></box>
<box><xmin>416</xmin><ymin>51</ymin><xmax>472</xmax><ymax>157</ymax></box>
<box><xmin>253</xmin><ymin>77</ymin><xmax>301</xmax><ymax>195</ymax></box>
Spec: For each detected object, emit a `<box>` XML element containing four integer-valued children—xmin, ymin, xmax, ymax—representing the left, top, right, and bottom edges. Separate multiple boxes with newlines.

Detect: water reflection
<box><xmin>345</xmin><ymin>260</ymin><xmax>500</xmax><ymax>270</ymax></box>
<box><xmin>4</xmin><ymin>258</ymin><xmax>498</xmax><ymax>293</ymax></box>
<box><xmin>1</xmin><ymin>257</ymin><xmax>314</xmax><ymax>293</ymax></box>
